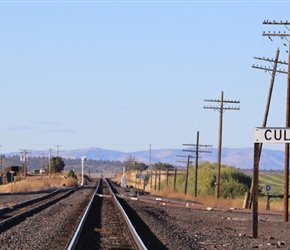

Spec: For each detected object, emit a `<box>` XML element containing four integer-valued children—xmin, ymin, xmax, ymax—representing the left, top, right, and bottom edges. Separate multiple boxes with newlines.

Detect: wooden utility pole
<box><xmin>19</xmin><ymin>149</ymin><xmax>31</xmax><ymax>179</ymax></box>
<box><xmin>134</xmin><ymin>161</ymin><xmax>137</xmax><ymax>188</ymax></box>
<box><xmin>253</xmin><ymin>142</ymin><xmax>260</xmax><ymax>238</ymax></box>
<box><xmin>54</xmin><ymin>145</ymin><xmax>62</xmax><ymax>157</ymax></box>
<box><xmin>176</xmin><ymin>155</ymin><xmax>193</xmax><ymax>195</ymax></box>
<box><xmin>48</xmin><ymin>148</ymin><xmax>53</xmax><ymax>179</ymax></box>
<box><xmin>173</xmin><ymin>168</ymin><xmax>177</xmax><ymax>191</ymax></box>
<box><xmin>41</xmin><ymin>152</ymin><xmax>44</xmax><ymax>180</ymax></box>
<box><xmin>155</xmin><ymin>170</ymin><xmax>157</xmax><ymax>190</ymax></box>
<box><xmin>204</xmin><ymin>91</ymin><xmax>240</xmax><ymax>198</ymax></box>
<box><xmin>158</xmin><ymin>167</ymin><xmax>161</xmax><ymax>191</ymax></box>
<box><xmin>184</xmin><ymin>155</ymin><xmax>190</xmax><ymax>194</ymax></box>
<box><xmin>149</xmin><ymin>144</ymin><xmax>152</xmax><ymax>189</ymax></box>
<box><xmin>248</xmin><ymin>48</ymin><xmax>287</xmax><ymax>208</ymax></box>
<box><xmin>262</xmin><ymin>20</ymin><xmax>290</xmax><ymax>222</ymax></box>
<box><xmin>183</xmin><ymin>131</ymin><xmax>212</xmax><ymax>197</ymax></box>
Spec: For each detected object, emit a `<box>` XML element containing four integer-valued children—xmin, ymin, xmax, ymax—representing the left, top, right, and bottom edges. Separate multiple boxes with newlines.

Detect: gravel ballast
<box><xmin>0</xmin><ymin>188</ymin><xmax>93</xmax><ymax>250</ymax></box>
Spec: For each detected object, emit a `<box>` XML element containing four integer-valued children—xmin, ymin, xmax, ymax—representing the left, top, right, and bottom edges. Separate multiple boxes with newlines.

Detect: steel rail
<box><xmin>105</xmin><ymin>178</ymin><xmax>147</xmax><ymax>250</ymax></box>
<box><xmin>66</xmin><ymin>180</ymin><xmax>101</xmax><ymax>250</ymax></box>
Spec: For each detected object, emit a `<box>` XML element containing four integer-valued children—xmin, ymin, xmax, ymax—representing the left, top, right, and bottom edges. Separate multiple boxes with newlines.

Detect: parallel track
<box><xmin>0</xmin><ymin>188</ymin><xmax>76</xmax><ymax>230</ymax></box>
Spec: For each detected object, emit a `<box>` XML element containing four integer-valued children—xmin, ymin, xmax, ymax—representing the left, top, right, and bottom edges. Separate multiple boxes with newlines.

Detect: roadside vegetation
<box><xmin>117</xmin><ymin>161</ymin><xmax>288</xmax><ymax>210</ymax></box>
<box><xmin>171</xmin><ymin>162</ymin><xmax>252</xmax><ymax>198</ymax></box>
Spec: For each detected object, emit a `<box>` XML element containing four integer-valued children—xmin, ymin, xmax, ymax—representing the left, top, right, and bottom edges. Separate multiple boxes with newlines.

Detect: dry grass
<box><xmin>0</xmin><ymin>174</ymin><xmax>78</xmax><ymax>193</ymax></box>
<box><xmin>150</xmin><ymin>186</ymin><xmax>285</xmax><ymax>210</ymax></box>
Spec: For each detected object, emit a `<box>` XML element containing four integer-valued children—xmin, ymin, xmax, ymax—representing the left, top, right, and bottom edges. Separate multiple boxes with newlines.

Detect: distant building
<box><xmin>0</xmin><ymin>158</ymin><xmax>24</xmax><ymax>184</ymax></box>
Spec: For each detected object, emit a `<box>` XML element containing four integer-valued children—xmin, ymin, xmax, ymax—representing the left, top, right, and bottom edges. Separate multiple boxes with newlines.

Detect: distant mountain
<box><xmin>5</xmin><ymin>147</ymin><xmax>285</xmax><ymax>170</ymax></box>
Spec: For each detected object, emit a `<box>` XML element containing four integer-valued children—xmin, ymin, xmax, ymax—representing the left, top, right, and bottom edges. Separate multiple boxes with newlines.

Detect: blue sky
<box><xmin>0</xmin><ymin>0</ymin><xmax>290</xmax><ymax>155</ymax></box>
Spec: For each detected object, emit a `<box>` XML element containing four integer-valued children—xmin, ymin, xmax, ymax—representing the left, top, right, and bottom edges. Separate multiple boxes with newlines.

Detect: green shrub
<box><xmin>67</xmin><ymin>170</ymin><xmax>77</xmax><ymax>180</ymax></box>
<box><xmin>169</xmin><ymin>161</ymin><xmax>252</xmax><ymax>198</ymax></box>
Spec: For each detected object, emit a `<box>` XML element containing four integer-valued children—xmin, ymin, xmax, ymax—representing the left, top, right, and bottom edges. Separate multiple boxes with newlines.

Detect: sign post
<box><xmin>136</xmin><ymin>174</ymin><xmax>145</xmax><ymax>195</ymax></box>
<box><xmin>253</xmin><ymin>127</ymin><xmax>290</xmax><ymax>238</ymax></box>
<box><xmin>264</xmin><ymin>184</ymin><xmax>272</xmax><ymax>210</ymax></box>
<box><xmin>253</xmin><ymin>143</ymin><xmax>259</xmax><ymax>238</ymax></box>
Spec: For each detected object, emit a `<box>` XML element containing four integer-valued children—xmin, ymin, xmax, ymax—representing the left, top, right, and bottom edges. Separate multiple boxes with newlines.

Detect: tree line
<box><xmin>6</xmin><ymin>155</ymin><xmax>123</xmax><ymax>173</ymax></box>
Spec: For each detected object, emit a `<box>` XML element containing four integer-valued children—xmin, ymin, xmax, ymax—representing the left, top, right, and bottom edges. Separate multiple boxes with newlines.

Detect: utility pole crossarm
<box><xmin>253</xmin><ymin>53</ymin><xmax>288</xmax><ymax>75</ymax></box>
<box><xmin>183</xmin><ymin>143</ymin><xmax>213</xmax><ymax>147</ymax></box>
<box><xmin>176</xmin><ymin>155</ymin><xmax>195</xmax><ymax>158</ymax></box>
<box><xmin>223</xmin><ymin>106</ymin><xmax>240</xmax><ymax>110</ymax></box>
<box><xmin>197</xmin><ymin>149</ymin><xmax>212</xmax><ymax>153</ymax></box>
<box><xmin>176</xmin><ymin>155</ymin><xmax>192</xmax><ymax>165</ymax></box>
<box><xmin>182</xmin><ymin>149</ymin><xmax>199</xmax><ymax>154</ymax></box>
<box><xmin>176</xmin><ymin>160</ymin><xmax>192</xmax><ymax>164</ymax></box>
<box><xmin>253</xmin><ymin>56</ymin><xmax>288</xmax><ymax>65</ymax></box>
<box><xmin>182</xmin><ymin>149</ymin><xmax>212</xmax><ymax>154</ymax></box>
<box><xmin>263</xmin><ymin>20</ymin><xmax>290</xmax><ymax>25</ymax></box>
<box><xmin>252</xmin><ymin>65</ymin><xmax>287</xmax><ymax>74</ymax></box>
<box><xmin>204</xmin><ymin>99</ymin><xmax>240</xmax><ymax>104</ymax></box>
<box><xmin>203</xmin><ymin>105</ymin><xmax>240</xmax><ymax>110</ymax></box>
<box><xmin>199</xmin><ymin>144</ymin><xmax>213</xmax><ymax>147</ymax></box>
<box><xmin>262</xmin><ymin>32</ymin><xmax>289</xmax><ymax>37</ymax></box>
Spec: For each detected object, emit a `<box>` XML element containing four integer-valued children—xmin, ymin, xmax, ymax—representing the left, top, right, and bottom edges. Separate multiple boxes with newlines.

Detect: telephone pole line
<box><xmin>261</xmin><ymin>20</ymin><xmax>290</xmax><ymax>222</ymax></box>
<box><xmin>183</xmin><ymin>131</ymin><xmax>212</xmax><ymax>197</ymax></box>
<box><xmin>19</xmin><ymin>149</ymin><xmax>31</xmax><ymax>179</ymax></box>
<box><xmin>204</xmin><ymin>91</ymin><xmax>240</xmax><ymax>198</ymax></box>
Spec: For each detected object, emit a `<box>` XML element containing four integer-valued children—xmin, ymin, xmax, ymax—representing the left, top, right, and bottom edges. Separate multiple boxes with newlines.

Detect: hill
<box><xmin>5</xmin><ymin>147</ymin><xmax>285</xmax><ymax>170</ymax></box>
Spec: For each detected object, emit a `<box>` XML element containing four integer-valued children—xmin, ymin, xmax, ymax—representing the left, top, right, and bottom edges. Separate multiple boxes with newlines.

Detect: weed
<box><xmin>0</xmin><ymin>174</ymin><xmax>78</xmax><ymax>193</ymax></box>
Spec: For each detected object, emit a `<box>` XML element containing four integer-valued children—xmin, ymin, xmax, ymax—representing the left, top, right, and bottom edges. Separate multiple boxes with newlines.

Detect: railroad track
<box><xmin>0</xmin><ymin>188</ymin><xmax>77</xmax><ymax>229</ymax></box>
<box><xmin>69</xmin><ymin>178</ymin><xmax>147</xmax><ymax>250</ymax></box>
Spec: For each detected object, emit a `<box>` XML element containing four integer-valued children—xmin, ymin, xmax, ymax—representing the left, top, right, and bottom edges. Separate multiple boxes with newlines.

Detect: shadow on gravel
<box><xmin>75</xmin><ymin>196</ymin><xmax>102</xmax><ymax>250</ymax></box>
<box><xmin>117</xmin><ymin>197</ymin><xmax>168</xmax><ymax>250</ymax></box>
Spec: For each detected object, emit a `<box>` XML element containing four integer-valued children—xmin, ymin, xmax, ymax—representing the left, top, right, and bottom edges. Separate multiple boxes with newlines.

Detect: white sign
<box><xmin>254</xmin><ymin>127</ymin><xmax>290</xmax><ymax>143</ymax></box>
<box><xmin>136</xmin><ymin>174</ymin><xmax>145</xmax><ymax>179</ymax></box>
